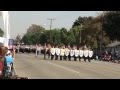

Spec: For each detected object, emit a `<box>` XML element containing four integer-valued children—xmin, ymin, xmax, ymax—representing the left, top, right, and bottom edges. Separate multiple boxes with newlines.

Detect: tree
<box><xmin>70</xmin><ymin>26</ymin><xmax>82</xmax><ymax>45</ymax></box>
<box><xmin>103</xmin><ymin>11</ymin><xmax>120</xmax><ymax>41</ymax></box>
<box><xmin>51</xmin><ymin>29</ymin><xmax>61</xmax><ymax>46</ymax></box>
<box><xmin>39</xmin><ymin>31</ymin><xmax>47</xmax><ymax>45</ymax></box>
<box><xmin>22</xmin><ymin>34</ymin><xmax>32</xmax><ymax>44</ymax></box>
<box><xmin>72</xmin><ymin>16</ymin><xmax>93</xmax><ymax>28</ymax></box>
<box><xmin>0</xmin><ymin>28</ymin><xmax>4</xmax><ymax>37</ymax></box>
<box><xmin>67</xmin><ymin>30</ymin><xmax>76</xmax><ymax>46</ymax></box>
<box><xmin>72</xmin><ymin>15</ymin><xmax>111</xmax><ymax>49</ymax></box>
<box><xmin>27</xmin><ymin>24</ymin><xmax>45</xmax><ymax>34</ymax></box>
<box><xmin>15</xmin><ymin>34</ymin><xmax>22</xmax><ymax>44</ymax></box>
<box><xmin>22</xmin><ymin>24</ymin><xmax>45</xmax><ymax>45</ymax></box>
<box><xmin>60</xmin><ymin>28</ymin><xmax>68</xmax><ymax>45</ymax></box>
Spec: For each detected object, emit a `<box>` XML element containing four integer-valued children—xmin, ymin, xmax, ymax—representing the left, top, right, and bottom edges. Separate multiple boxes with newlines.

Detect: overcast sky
<box><xmin>0</xmin><ymin>11</ymin><xmax>102</xmax><ymax>39</ymax></box>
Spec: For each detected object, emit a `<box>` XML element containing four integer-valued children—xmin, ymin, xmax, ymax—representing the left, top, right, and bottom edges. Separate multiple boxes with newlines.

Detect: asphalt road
<box><xmin>14</xmin><ymin>53</ymin><xmax>120</xmax><ymax>79</ymax></box>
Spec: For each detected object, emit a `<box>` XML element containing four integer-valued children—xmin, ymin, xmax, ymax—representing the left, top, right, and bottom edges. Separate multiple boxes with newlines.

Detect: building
<box><xmin>106</xmin><ymin>41</ymin><xmax>120</xmax><ymax>56</ymax></box>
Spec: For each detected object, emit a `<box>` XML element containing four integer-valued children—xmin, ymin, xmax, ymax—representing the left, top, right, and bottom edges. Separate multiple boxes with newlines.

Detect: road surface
<box><xmin>14</xmin><ymin>53</ymin><xmax>120</xmax><ymax>79</ymax></box>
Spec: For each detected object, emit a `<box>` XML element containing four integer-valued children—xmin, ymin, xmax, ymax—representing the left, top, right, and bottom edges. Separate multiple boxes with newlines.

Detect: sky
<box><xmin>0</xmin><ymin>11</ymin><xmax>102</xmax><ymax>39</ymax></box>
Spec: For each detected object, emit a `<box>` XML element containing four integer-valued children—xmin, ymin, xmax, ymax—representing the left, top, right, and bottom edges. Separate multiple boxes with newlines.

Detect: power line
<box><xmin>47</xmin><ymin>18</ymin><xmax>56</xmax><ymax>43</ymax></box>
<box><xmin>47</xmin><ymin>18</ymin><xmax>56</xmax><ymax>30</ymax></box>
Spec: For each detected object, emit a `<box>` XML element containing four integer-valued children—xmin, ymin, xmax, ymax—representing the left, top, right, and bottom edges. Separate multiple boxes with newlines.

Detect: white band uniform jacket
<box><xmin>55</xmin><ymin>48</ymin><xmax>60</xmax><ymax>56</ymax></box>
<box><xmin>51</xmin><ymin>48</ymin><xmax>55</xmax><ymax>55</ymax></box>
<box><xmin>88</xmin><ymin>50</ymin><xmax>93</xmax><ymax>58</ymax></box>
<box><xmin>60</xmin><ymin>49</ymin><xmax>65</xmax><ymax>56</ymax></box>
<box><xmin>83</xmin><ymin>50</ymin><xmax>89</xmax><ymax>57</ymax></box>
<box><xmin>74</xmin><ymin>49</ymin><xmax>79</xmax><ymax>57</ymax></box>
<box><xmin>70</xmin><ymin>50</ymin><xmax>74</xmax><ymax>57</ymax></box>
<box><xmin>64</xmin><ymin>48</ymin><xmax>70</xmax><ymax>56</ymax></box>
<box><xmin>79</xmin><ymin>50</ymin><xmax>83</xmax><ymax>57</ymax></box>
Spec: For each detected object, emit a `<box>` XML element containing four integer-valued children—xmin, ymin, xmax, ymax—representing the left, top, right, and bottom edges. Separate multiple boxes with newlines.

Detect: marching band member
<box><xmin>47</xmin><ymin>44</ymin><xmax>51</xmax><ymax>59</ymax></box>
<box><xmin>55</xmin><ymin>46</ymin><xmax>60</xmax><ymax>60</ymax></box>
<box><xmin>69</xmin><ymin>47</ymin><xmax>74</xmax><ymax>61</ymax></box>
<box><xmin>74</xmin><ymin>46</ymin><xmax>79</xmax><ymax>61</ymax></box>
<box><xmin>68</xmin><ymin>46</ymin><xmax>71</xmax><ymax>61</ymax></box>
<box><xmin>44</xmin><ymin>43</ymin><xmax>47</xmax><ymax>60</ymax></box>
<box><xmin>64</xmin><ymin>46</ymin><xmax>70</xmax><ymax>61</ymax></box>
<box><xmin>88</xmin><ymin>48</ymin><xmax>93</xmax><ymax>62</ymax></box>
<box><xmin>60</xmin><ymin>46</ymin><xmax>65</xmax><ymax>60</ymax></box>
<box><xmin>83</xmin><ymin>46</ymin><xmax>89</xmax><ymax>62</ymax></box>
<box><xmin>79</xmin><ymin>47</ymin><xmax>83</xmax><ymax>61</ymax></box>
<box><xmin>50</xmin><ymin>45</ymin><xmax>55</xmax><ymax>60</ymax></box>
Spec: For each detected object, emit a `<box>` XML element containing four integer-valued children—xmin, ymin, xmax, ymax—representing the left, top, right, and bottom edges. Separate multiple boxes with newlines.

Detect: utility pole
<box><xmin>100</xmin><ymin>11</ymin><xmax>105</xmax><ymax>60</ymax></box>
<box><xmin>47</xmin><ymin>18</ymin><xmax>56</xmax><ymax>44</ymax></box>
<box><xmin>80</xmin><ymin>24</ymin><xmax>83</xmax><ymax>44</ymax></box>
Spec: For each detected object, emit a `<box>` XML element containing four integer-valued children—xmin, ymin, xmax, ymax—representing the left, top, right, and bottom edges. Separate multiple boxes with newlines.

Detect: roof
<box><xmin>107</xmin><ymin>41</ymin><xmax>120</xmax><ymax>47</ymax></box>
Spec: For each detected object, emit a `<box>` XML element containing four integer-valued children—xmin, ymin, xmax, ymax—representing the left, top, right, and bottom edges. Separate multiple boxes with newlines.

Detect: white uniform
<box><xmin>74</xmin><ymin>49</ymin><xmax>79</xmax><ymax>57</ymax></box>
<box><xmin>60</xmin><ymin>48</ymin><xmax>65</xmax><ymax>56</ymax></box>
<box><xmin>64</xmin><ymin>48</ymin><xmax>70</xmax><ymax>56</ymax></box>
<box><xmin>70</xmin><ymin>50</ymin><xmax>74</xmax><ymax>57</ymax></box>
<box><xmin>51</xmin><ymin>48</ymin><xmax>55</xmax><ymax>55</ymax></box>
<box><xmin>83</xmin><ymin>50</ymin><xmax>89</xmax><ymax>57</ymax></box>
<box><xmin>55</xmin><ymin>48</ymin><xmax>60</xmax><ymax>56</ymax></box>
<box><xmin>88</xmin><ymin>50</ymin><xmax>93</xmax><ymax>58</ymax></box>
<box><xmin>79</xmin><ymin>50</ymin><xmax>83</xmax><ymax>57</ymax></box>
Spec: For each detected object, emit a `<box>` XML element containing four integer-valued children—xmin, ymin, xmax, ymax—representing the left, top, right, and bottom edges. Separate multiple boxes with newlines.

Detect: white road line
<box><xmin>47</xmin><ymin>61</ymin><xmax>80</xmax><ymax>74</ymax></box>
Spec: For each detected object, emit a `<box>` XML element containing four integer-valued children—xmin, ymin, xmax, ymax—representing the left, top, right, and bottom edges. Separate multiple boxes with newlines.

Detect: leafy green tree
<box><xmin>70</xmin><ymin>26</ymin><xmax>81</xmax><ymax>45</ymax></box>
<box><xmin>0</xmin><ymin>28</ymin><xmax>4</xmax><ymax>37</ymax></box>
<box><xmin>22</xmin><ymin>13</ymin><xmax>115</xmax><ymax>49</ymax></box>
<box><xmin>27</xmin><ymin>24</ymin><xmax>45</xmax><ymax>34</ymax></box>
<box><xmin>15</xmin><ymin>34</ymin><xmax>22</xmax><ymax>44</ymax></box>
<box><xmin>22</xmin><ymin>24</ymin><xmax>45</xmax><ymax>44</ymax></box>
<box><xmin>60</xmin><ymin>28</ymin><xmax>68</xmax><ymax>45</ymax></box>
<box><xmin>39</xmin><ymin>31</ymin><xmax>47</xmax><ymax>45</ymax></box>
<box><xmin>72</xmin><ymin>15</ymin><xmax>111</xmax><ymax>49</ymax></box>
<box><xmin>72</xmin><ymin>16</ymin><xmax>93</xmax><ymax>28</ymax></box>
<box><xmin>22</xmin><ymin>34</ymin><xmax>32</xmax><ymax>44</ymax></box>
<box><xmin>51</xmin><ymin>29</ymin><xmax>61</xmax><ymax>46</ymax></box>
<box><xmin>103</xmin><ymin>11</ymin><xmax>120</xmax><ymax>41</ymax></box>
<box><xmin>67</xmin><ymin>30</ymin><xmax>76</xmax><ymax>46</ymax></box>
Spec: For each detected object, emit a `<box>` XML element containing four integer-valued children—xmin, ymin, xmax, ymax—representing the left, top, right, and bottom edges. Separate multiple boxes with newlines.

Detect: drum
<box><xmin>83</xmin><ymin>50</ymin><xmax>89</xmax><ymax>57</ymax></box>
<box><xmin>88</xmin><ymin>50</ymin><xmax>93</xmax><ymax>58</ymax></box>
<box><xmin>79</xmin><ymin>50</ymin><xmax>83</xmax><ymax>57</ymax></box>
<box><xmin>51</xmin><ymin>48</ymin><xmax>55</xmax><ymax>55</ymax></box>
<box><xmin>75</xmin><ymin>50</ymin><xmax>79</xmax><ymax>57</ymax></box>
<box><xmin>70</xmin><ymin>50</ymin><xmax>74</xmax><ymax>57</ymax></box>
<box><xmin>55</xmin><ymin>48</ymin><xmax>60</xmax><ymax>56</ymax></box>
<box><xmin>60</xmin><ymin>49</ymin><xmax>65</xmax><ymax>56</ymax></box>
<box><xmin>65</xmin><ymin>49</ymin><xmax>70</xmax><ymax>56</ymax></box>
